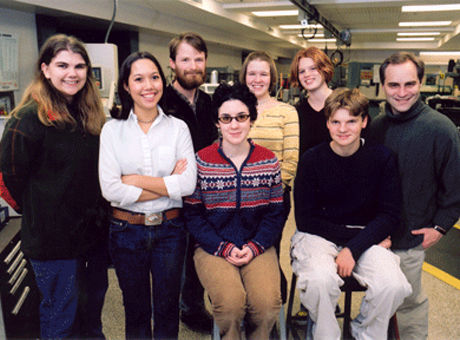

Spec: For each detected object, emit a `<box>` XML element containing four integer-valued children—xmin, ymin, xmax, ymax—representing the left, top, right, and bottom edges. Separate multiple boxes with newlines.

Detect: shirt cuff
<box><xmin>120</xmin><ymin>185</ymin><xmax>143</xmax><ymax>206</ymax></box>
<box><xmin>163</xmin><ymin>175</ymin><xmax>181</xmax><ymax>201</ymax></box>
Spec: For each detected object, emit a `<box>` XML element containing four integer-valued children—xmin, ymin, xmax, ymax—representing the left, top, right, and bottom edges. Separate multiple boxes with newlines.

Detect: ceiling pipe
<box><xmin>289</xmin><ymin>0</ymin><xmax>351</xmax><ymax>47</ymax></box>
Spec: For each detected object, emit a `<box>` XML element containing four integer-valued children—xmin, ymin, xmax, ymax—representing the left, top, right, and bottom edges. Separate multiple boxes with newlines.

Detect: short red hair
<box><xmin>290</xmin><ymin>47</ymin><xmax>334</xmax><ymax>88</ymax></box>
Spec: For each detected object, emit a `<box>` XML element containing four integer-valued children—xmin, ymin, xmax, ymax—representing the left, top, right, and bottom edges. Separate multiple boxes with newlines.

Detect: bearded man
<box><xmin>162</xmin><ymin>31</ymin><xmax>218</xmax><ymax>333</ymax></box>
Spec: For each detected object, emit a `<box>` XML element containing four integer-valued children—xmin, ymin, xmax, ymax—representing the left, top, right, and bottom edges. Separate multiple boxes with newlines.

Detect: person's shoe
<box><xmin>292</xmin><ymin>309</ymin><xmax>309</xmax><ymax>326</ymax></box>
<box><xmin>180</xmin><ymin>308</ymin><xmax>213</xmax><ymax>333</ymax></box>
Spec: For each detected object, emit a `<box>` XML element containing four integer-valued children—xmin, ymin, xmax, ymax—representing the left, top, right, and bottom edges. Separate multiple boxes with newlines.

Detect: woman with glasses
<box><xmin>184</xmin><ymin>83</ymin><xmax>284</xmax><ymax>340</ymax></box>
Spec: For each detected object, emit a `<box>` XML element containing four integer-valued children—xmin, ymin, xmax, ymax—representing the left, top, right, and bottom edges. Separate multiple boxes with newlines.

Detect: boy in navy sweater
<box><xmin>291</xmin><ymin>88</ymin><xmax>412</xmax><ymax>340</ymax></box>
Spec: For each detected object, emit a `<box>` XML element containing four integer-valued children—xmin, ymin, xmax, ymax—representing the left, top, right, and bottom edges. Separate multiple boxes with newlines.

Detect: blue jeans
<box><xmin>109</xmin><ymin>217</ymin><xmax>186</xmax><ymax>339</ymax></box>
<box><xmin>30</xmin><ymin>247</ymin><xmax>108</xmax><ymax>339</ymax></box>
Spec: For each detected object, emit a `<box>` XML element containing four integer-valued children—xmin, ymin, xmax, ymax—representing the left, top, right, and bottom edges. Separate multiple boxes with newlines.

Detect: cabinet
<box><xmin>0</xmin><ymin>218</ymin><xmax>40</xmax><ymax>339</ymax></box>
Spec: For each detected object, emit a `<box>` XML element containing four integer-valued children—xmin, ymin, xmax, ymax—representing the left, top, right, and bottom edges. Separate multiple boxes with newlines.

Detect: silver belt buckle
<box><xmin>145</xmin><ymin>212</ymin><xmax>163</xmax><ymax>226</ymax></box>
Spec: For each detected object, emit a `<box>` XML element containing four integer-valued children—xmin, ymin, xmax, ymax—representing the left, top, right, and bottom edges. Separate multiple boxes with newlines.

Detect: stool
<box><xmin>212</xmin><ymin>305</ymin><xmax>286</xmax><ymax>340</ymax></box>
<box><xmin>286</xmin><ymin>273</ymin><xmax>400</xmax><ymax>340</ymax></box>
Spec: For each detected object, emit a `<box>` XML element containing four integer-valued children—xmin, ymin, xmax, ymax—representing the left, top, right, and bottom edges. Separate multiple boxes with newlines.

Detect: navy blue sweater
<box><xmin>184</xmin><ymin>141</ymin><xmax>284</xmax><ymax>257</ymax></box>
<box><xmin>294</xmin><ymin>140</ymin><xmax>401</xmax><ymax>260</ymax></box>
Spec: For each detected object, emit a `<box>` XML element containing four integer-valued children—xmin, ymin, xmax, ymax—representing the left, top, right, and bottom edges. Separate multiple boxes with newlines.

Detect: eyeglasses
<box><xmin>217</xmin><ymin>115</ymin><xmax>250</xmax><ymax>124</ymax></box>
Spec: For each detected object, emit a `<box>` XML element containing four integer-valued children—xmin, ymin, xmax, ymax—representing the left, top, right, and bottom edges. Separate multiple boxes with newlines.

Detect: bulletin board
<box><xmin>0</xmin><ymin>33</ymin><xmax>19</xmax><ymax>92</ymax></box>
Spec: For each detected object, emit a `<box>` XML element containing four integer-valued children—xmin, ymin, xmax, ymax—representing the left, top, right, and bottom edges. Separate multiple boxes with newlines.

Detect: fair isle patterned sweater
<box><xmin>184</xmin><ymin>139</ymin><xmax>284</xmax><ymax>257</ymax></box>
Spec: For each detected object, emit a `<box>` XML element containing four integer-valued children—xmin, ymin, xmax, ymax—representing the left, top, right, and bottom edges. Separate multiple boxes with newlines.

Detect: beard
<box><xmin>175</xmin><ymin>69</ymin><xmax>206</xmax><ymax>90</ymax></box>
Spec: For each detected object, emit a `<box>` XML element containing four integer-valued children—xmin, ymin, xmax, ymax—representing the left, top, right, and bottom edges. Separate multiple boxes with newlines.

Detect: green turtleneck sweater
<box><xmin>370</xmin><ymin>98</ymin><xmax>460</xmax><ymax>250</ymax></box>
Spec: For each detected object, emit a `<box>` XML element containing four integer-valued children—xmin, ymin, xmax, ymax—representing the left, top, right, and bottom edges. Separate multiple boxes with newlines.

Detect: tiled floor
<box><xmin>102</xmin><ymin>210</ymin><xmax>460</xmax><ymax>339</ymax></box>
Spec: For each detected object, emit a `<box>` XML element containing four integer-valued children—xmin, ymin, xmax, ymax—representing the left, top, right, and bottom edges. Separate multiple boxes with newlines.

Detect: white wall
<box><xmin>0</xmin><ymin>7</ymin><xmax>38</xmax><ymax>105</ymax></box>
<box><xmin>139</xmin><ymin>29</ymin><xmax>243</xmax><ymax>84</ymax></box>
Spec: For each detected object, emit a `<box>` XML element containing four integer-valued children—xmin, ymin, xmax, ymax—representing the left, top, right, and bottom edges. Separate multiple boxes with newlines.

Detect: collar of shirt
<box><xmin>128</xmin><ymin>105</ymin><xmax>166</xmax><ymax>128</ymax></box>
<box><xmin>171</xmin><ymin>84</ymin><xmax>199</xmax><ymax>113</ymax></box>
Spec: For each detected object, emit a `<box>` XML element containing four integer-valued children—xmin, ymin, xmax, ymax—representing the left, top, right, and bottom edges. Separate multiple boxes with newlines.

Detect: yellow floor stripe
<box><xmin>454</xmin><ymin>223</ymin><xmax>460</xmax><ymax>230</ymax></box>
<box><xmin>423</xmin><ymin>262</ymin><xmax>460</xmax><ymax>290</ymax></box>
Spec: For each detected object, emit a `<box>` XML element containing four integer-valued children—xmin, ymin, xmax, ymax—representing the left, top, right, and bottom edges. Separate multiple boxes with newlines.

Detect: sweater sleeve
<box><xmin>0</xmin><ymin>108</ymin><xmax>45</xmax><ymax>208</ymax></box>
<box><xmin>344</xmin><ymin>153</ymin><xmax>402</xmax><ymax>260</ymax></box>
<box><xmin>249</xmin><ymin>159</ymin><xmax>284</xmax><ymax>251</ymax></box>
<box><xmin>183</xmin><ymin>159</ymin><xmax>227</xmax><ymax>256</ymax></box>
<box><xmin>280</xmin><ymin>104</ymin><xmax>299</xmax><ymax>188</ymax></box>
<box><xmin>432</xmin><ymin>126</ymin><xmax>460</xmax><ymax>232</ymax></box>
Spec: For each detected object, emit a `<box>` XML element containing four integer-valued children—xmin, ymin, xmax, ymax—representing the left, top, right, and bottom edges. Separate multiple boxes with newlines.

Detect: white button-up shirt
<box><xmin>99</xmin><ymin>106</ymin><xmax>197</xmax><ymax>213</ymax></box>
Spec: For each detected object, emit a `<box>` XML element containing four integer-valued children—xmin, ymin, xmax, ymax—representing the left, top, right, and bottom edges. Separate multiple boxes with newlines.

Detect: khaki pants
<box><xmin>394</xmin><ymin>245</ymin><xmax>429</xmax><ymax>340</ymax></box>
<box><xmin>194</xmin><ymin>247</ymin><xmax>281</xmax><ymax>340</ymax></box>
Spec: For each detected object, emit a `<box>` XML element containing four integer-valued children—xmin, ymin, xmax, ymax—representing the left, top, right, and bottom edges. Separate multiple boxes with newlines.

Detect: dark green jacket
<box><xmin>0</xmin><ymin>102</ymin><xmax>108</xmax><ymax>260</ymax></box>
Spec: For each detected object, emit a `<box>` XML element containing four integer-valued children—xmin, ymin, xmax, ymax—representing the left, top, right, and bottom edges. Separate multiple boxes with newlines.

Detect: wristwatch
<box><xmin>433</xmin><ymin>225</ymin><xmax>447</xmax><ymax>236</ymax></box>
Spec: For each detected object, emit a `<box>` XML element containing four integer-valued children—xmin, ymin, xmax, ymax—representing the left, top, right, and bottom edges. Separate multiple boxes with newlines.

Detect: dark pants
<box><xmin>109</xmin><ymin>217</ymin><xmax>186</xmax><ymax>339</ymax></box>
<box><xmin>30</xmin><ymin>247</ymin><xmax>108</xmax><ymax>339</ymax></box>
<box><xmin>273</xmin><ymin>186</ymin><xmax>292</xmax><ymax>304</ymax></box>
<box><xmin>180</xmin><ymin>232</ymin><xmax>206</xmax><ymax>313</ymax></box>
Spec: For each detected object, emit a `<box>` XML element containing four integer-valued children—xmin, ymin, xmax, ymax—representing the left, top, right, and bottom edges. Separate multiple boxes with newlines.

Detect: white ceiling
<box><xmin>2</xmin><ymin>0</ymin><xmax>460</xmax><ymax>59</ymax></box>
<box><xmin>148</xmin><ymin>0</ymin><xmax>460</xmax><ymax>56</ymax></box>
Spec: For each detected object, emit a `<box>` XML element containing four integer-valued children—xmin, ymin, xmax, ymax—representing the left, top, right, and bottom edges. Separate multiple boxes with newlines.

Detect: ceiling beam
<box><xmin>289</xmin><ymin>0</ymin><xmax>351</xmax><ymax>46</ymax></box>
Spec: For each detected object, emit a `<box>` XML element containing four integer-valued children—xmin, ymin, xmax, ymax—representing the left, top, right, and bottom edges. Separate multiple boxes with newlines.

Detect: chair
<box><xmin>212</xmin><ymin>305</ymin><xmax>286</xmax><ymax>340</ymax></box>
<box><xmin>286</xmin><ymin>273</ymin><xmax>400</xmax><ymax>340</ymax></box>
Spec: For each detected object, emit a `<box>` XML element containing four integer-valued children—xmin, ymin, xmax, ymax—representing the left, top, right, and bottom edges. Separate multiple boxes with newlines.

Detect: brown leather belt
<box><xmin>112</xmin><ymin>208</ymin><xmax>181</xmax><ymax>226</ymax></box>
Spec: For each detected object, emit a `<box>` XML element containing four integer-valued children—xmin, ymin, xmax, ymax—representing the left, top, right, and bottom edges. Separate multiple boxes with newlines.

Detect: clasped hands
<box><xmin>225</xmin><ymin>245</ymin><xmax>255</xmax><ymax>267</ymax></box>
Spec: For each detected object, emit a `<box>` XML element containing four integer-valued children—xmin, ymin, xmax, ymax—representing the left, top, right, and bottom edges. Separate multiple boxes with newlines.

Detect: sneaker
<box><xmin>181</xmin><ymin>308</ymin><xmax>213</xmax><ymax>333</ymax></box>
<box><xmin>292</xmin><ymin>309</ymin><xmax>309</xmax><ymax>326</ymax></box>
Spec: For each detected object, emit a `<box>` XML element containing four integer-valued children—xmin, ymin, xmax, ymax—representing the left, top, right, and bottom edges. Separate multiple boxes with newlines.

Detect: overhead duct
<box><xmin>289</xmin><ymin>0</ymin><xmax>351</xmax><ymax>46</ymax></box>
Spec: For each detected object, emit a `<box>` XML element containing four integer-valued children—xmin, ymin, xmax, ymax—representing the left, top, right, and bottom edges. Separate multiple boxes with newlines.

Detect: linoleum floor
<box><xmin>101</xmin><ymin>209</ymin><xmax>460</xmax><ymax>339</ymax></box>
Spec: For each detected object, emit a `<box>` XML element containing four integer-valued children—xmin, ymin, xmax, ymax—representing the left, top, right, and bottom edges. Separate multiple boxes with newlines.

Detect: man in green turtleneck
<box><xmin>370</xmin><ymin>51</ymin><xmax>460</xmax><ymax>340</ymax></box>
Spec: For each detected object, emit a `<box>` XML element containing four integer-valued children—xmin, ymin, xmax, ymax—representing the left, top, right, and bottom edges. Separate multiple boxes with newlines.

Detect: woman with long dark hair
<box><xmin>99</xmin><ymin>51</ymin><xmax>196</xmax><ymax>339</ymax></box>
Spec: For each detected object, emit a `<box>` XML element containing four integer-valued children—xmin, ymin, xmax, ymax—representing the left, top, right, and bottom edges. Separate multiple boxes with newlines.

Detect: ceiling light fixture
<box><xmin>280</xmin><ymin>24</ymin><xmax>323</xmax><ymax>29</ymax></box>
<box><xmin>252</xmin><ymin>10</ymin><xmax>298</xmax><ymax>17</ymax></box>
<box><xmin>397</xmin><ymin>37</ymin><xmax>436</xmax><ymax>41</ymax></box>
<box><xmin>399</xmin><ymin>21</ymin><xmax>452</xmax><ymax>27</ymax></box>
<box><xmin>402</xmin><ymin>4</ymin><xmax>460</xmax><ymax>12</ymax></box>
<box><xmin>420</xmin><ymin>51</ymin><xmax>460</xmax><ymax>56</ymax></box>
<box><xmin>299</xmin><ymin>33</ymin><xmax>324</xmax><ymax>37</ymax></box>
<box><xmin>308</xmin><ymin>39</ymin><xmax>336</xmax><ymax>42</ymax></box>
<box><xmin>397</xmin><ymin>32</ymin><xmax>440</xmax><ymax>36</ymax></box>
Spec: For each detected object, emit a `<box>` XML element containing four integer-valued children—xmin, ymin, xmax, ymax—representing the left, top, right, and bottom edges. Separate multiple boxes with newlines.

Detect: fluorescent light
<box><xmin>397</xmin><ymin>37</ymin><xmax>436</xmax><ymax>41</ymax></box>
<box><xmin>399</xmin><ymin>21</ymin><xmax>452</xmax><ymax>27</ymax></box>
<box><xmin>308</xmin><ymin>39</ymin><xmax>336</xmax><ymax>42</ymax></box>
<box><xmin>298</xmin><ymin>33</ymin><xmax>324</xmax><ymax>37</ymax></box>
<box><xmin>279</xmin><ymin>24</ymin><xmax>323</xmax><ymax>29</ymax></box>
<box><xmin>397</xmin><ymin>32</ymin><xmax>440</xmax><ymax>36</ymax></box>
<box><xmin>420</xmin><ymin>51</ymin><xmax>460</xmax><ymax>56</ymax></box>
<box><xmin>252</xmin><ymin>10</ymin><xmax>298</xmax><ymax>17</ymax></box>
<box><xmin>402</xmin><ymin>4</ymin><xmax>460</xmax><ymax>12</ymax></box>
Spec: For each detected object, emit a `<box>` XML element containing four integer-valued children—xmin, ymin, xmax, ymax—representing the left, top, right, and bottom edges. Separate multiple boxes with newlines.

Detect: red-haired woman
<box><xmin>290</xmin><ymin>46</ymin><xmax>335</xmax><ymax>158</ymax></box>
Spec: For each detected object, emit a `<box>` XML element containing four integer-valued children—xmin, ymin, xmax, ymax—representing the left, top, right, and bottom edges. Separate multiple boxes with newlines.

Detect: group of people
<box><xmin>0</xmin><ymin>29</ymin><xmax>458</xmax><ymax>340</ymax></box>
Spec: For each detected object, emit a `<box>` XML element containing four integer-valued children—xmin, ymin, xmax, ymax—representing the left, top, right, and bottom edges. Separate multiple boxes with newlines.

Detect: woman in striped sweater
<box><xmin>240</xmin><ymin>51</ymin><xmax>299</xmax><ymax>223</ymax></box>
<box><xmin>184</xmin><ymin>84</ymin><xmax>284</xmax><ymax>340</ymax></box>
